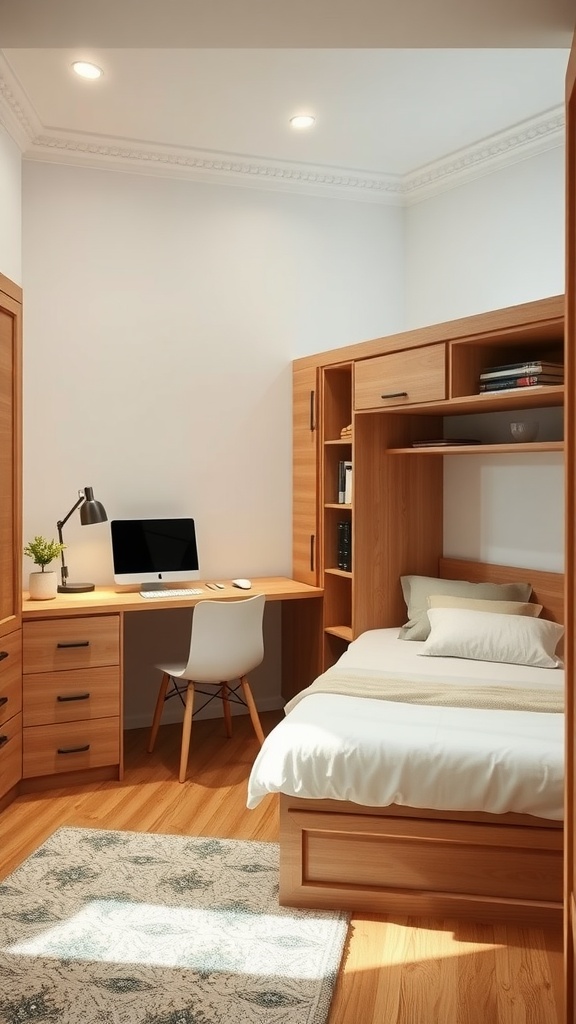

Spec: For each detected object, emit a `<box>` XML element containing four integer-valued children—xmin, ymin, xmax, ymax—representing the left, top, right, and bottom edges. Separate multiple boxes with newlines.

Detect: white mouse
<box><xmin>232</xmin><ymin>578</ymin><xmax>252</xmax><ymax>590</ymax></box>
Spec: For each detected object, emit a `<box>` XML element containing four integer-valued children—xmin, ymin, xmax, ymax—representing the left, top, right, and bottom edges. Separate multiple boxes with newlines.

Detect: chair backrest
<box><xmin>180</xmin><ymin>594</ymin><xmax>266</xmax><ymax>682</ymax></box>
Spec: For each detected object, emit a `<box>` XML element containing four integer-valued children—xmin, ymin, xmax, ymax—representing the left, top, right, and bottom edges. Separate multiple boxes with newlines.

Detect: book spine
<box><xmin>479</xmin><ymin>375</ymin><xmax>560</xmax><ymax>392</ymax></box>
<box><xmin>338</xmin><ymin>461</ymin><xmax>345</xmax><ymax>503</ymax></box>
<box><xmin>479</xmin><ymin>363</ymin><xmax>563</xmax><ymax>381</ymax></box>
<box><xmin>337</xmin><ymin>521</ymin><xmax>352</xmax><ymax>571</ymax></box>
<box><xmin>343</xmin><ymin>461</ymin><xmax>353</xmax><ymax>505</ymax></box>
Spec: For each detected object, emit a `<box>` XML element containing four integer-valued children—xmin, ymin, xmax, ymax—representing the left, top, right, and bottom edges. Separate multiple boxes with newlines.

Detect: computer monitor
<box><xmin>110</xmin><ymin>518</ymin><xmax>200</xmax><ymax>587</ymax></box>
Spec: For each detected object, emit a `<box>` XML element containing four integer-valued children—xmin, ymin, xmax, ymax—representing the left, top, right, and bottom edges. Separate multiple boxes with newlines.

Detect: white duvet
<box><xmin>247</xmin><ymin>628</ymin><xmax>564</xmax><ymax>820</ymax></box>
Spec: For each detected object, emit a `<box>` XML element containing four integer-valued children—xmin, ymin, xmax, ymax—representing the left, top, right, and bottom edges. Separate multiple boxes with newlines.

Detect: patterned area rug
<box><xmin>0</xmin><ymin>827</ymin><xmax>349</xmax><ymax>1024</ymax></box>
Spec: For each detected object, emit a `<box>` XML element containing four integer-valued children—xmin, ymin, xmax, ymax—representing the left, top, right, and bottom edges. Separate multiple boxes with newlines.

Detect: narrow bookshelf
<box><xmin>322</xmin><ymin>363</ymin><xmax>353</xmax><ymax>668</ymax></box>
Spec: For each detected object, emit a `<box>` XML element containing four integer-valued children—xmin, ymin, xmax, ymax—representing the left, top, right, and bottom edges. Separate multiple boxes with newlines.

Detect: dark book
<box><xmin>411</xmin><ymin>438</ymin><xmax>480</xmax><ymax>447</ymax></box>
<box><xmin>479</xmin><ymin>361</ymin><xmax>563</xmax><ymax>381</ymax></box>
<box><xmin>337</xmin><ymin>520</ymin><xmax>352</xmax><ymax>571</ymax></box>
<box><xmin>479</xmin><ymin>374</ymin><xmax>563</xmax><ymax>392</ymax></box>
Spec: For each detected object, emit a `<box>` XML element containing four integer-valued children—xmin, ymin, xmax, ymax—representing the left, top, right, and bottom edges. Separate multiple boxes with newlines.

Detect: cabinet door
<box><xmin>564</xmin><ymin>30</ymin><xmax>576</xmax><ymax>1023</ymax></box>
<box><xmin>0</xmin><ymin>275</ymin><xmax>22</xmax><ymax>639</ymax></box>
<box><xmin>292</xmin><ymin>366</ymin><xmax>319</xmax><ymax>585</ymax></box>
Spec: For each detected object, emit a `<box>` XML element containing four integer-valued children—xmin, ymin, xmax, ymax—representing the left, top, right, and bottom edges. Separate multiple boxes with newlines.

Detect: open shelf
<box><xmin>325</xmin><ymin>625</ymin><xmax>353</xmax><ymax>641</ymax></box>
<box><xmin>387</xmin><ymin>441</ymin><xmax>564</xmax><ymax>455</ymax></box>
<box><xmin>374</xmin><ymin>384</ymin><xmax>564</xmax><ymax>417</ymax></box>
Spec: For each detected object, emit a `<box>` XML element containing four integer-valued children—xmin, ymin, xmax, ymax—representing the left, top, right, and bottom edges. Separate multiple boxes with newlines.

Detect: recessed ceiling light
<box><xmin>290</xmin><ymin>115</ymin><xmax>315</xmax><ymax>129</ymax></box>
<box><xmin>72</xmin><ymin>61</ymin><xmax>103</xmax><ymax>80</ymax></box>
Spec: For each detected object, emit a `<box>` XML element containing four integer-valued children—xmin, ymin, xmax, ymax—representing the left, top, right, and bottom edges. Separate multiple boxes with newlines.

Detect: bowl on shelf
<box><xmin>510</xmin><ymin>421</ymin><xmax>539</xmax><ymax>443</ymax></box>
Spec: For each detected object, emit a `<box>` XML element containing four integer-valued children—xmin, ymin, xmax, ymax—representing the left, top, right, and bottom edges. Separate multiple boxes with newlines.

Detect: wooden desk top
<box><xmin>22</xmin><ymin>576</ymin><xmax>323</xmax><ymax>619</ymax></box>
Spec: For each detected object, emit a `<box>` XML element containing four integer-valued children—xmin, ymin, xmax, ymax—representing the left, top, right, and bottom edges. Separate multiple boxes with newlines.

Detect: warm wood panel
<box><xmin>23</xmin><ymin>615</ymin><xmax>120</xmax><ymax>673</ymax></box>
<box><xmin>293</xmin><ymin>366</ymin><xmax>319</xmax><ymax>585</ymax></box>
<box><xmin>23</xmin><ymin>666</ymin><xmax>120</xmax><ymax>726</ymax></box>
<box><xmin>0</xmin><ymin>276</ymin><xmax>21</xmax><ymax>639</ymax></box>
<box><xmin>22</xmin><ymin>716</ymin><xmax>120</xmax><ymax>778</ymax></box>
<box><xmin>439</xmin><ymin>557</ymin><xmax>564</xmax><ymax>625</ymax></box>
<box><xmin>0</xmin><ymin>628</ymin><xmax>22</xmax><ymax>727</ymax></box>
<box><xmin>0</xmin><ymin>710</ymin><xmax>21</xmax><ymax>797</ymax></box>
<box><xmin>354</xmin><ymin>343</ymin><xmax>446</xmax><ymax>410</ymax></box>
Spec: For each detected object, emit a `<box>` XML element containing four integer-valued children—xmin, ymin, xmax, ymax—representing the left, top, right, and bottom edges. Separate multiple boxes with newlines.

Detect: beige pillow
<box><xmin>399</xmin><ymin>575</ymin><xmax>533</xmax><ymax>641</ymax></box>
<box><xmin>420</xmin><ymin>607</ymin><xmax>563</xmax><ymax>668</ymax></box>
<box><xmin>427</xmin><ymin>594</ymin><xmax>542</xmax><ymax>618</ymax></box>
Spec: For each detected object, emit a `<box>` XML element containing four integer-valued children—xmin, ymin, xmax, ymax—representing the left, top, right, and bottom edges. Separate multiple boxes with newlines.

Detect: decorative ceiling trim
<box><xmin>0</xmin><ymin>57</ymin><xmax>565</xmax><ymax>206</ymax></box>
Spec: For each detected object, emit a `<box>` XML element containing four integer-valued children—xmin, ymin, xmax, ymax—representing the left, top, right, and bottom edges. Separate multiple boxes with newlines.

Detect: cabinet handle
<box><xmin>57</xmin><ymin>693</ymin><xmax>90</xmax><ymax>702</ymax></box>
<box><xmin>56</xmin><ymin>641</ymin><xmax>90</xmax><ymax>649</ymax></box>
<box><xmin>0</xmin><ymin>696</ymin><xmax>8</xmax><ymax>707</ymax></box>
<box><xmin>0</xmin><ymin>651</ymin><xmax>8</xmax><ymax>662</ymax></box>
<box><xmin>57</xmin><ymin>744</ymin><xmax>91</xmax><ymax>755</ymax></box>
<box><xmin>0</xmin><ymin>735</ymin><xmax>8</xmax><ymax>748</ymax></box>
<box><xmin>309</xmin><ymin>390</ymin><xmax>316</xmax><ymax>431</ymax></box>
<box><xmin>310</xmin><ymin>534</ymin><xmax>315</xmax><ymax>572</ymax></box>
<box><xmin>380</xmin><ymin>391</ymin><xmax>408</xmax><ymax>399</ymax></box>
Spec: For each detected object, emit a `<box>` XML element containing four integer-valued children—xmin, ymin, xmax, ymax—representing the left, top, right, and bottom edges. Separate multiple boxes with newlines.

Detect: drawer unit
<box><xmin>23</xmin><ymin>615</ymin><xmax>120</xmax><ymax>674</ymax></box>
<box><xmin>22</xmin><ymin>613</ymin><xmax>122</xmax><ymax>784</ymax></box>
<box><xmin>355</xmin><ymin>344</ymin><xmax>446</xmax><ymax>410</ymax></box>
<box><xmin>0</xmin><ymin>711</ymin><xmax>22</xmax><ymax>796</ymax></box>
<box><xmin>0</xmin><ymin>628</ymin><xmax>22</xmax><ymax>728</ymax></box>
<box><xmin>23</xmin><ymin>666</ymin><xmax>120</xmax><ymax>727</ymax></box>
<box><xmin>23</xmin><ymin>717</ymin><xmax>120</xmax><ymax>779</ymax></box>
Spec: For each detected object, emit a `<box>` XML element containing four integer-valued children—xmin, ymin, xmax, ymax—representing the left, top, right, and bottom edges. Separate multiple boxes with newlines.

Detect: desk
<box><xmin>20</xmin><ymin>577</ymin><xmax>323</xmax><ymax>791</ymax></box>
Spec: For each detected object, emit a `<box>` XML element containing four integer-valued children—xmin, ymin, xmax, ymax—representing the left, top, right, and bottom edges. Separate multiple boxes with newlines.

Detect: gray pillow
<box><xmin>399</xmin><ymin>574</ymin><xmax>533</xmax><ymax>641</ymax></box>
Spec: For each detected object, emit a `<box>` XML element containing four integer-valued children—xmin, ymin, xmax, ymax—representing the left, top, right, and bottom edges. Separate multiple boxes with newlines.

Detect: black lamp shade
<box><xmin>80</xmin><ymin>486</ymin><xmax>108</xmax><ymax>526</ymax></box>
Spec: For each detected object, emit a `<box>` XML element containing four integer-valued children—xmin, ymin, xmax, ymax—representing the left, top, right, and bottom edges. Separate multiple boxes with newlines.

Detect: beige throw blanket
<box><xmin>284</xmin><ymin>667</ymin><xmax>564</xmax><ymax>716</ymax></box>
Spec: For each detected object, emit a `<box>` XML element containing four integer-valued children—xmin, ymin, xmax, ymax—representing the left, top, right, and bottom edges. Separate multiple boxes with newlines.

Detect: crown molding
<box><xmin>0</xmin><ymin>55</ymin><xmax>565</xmax><ymax>206</ymax></box>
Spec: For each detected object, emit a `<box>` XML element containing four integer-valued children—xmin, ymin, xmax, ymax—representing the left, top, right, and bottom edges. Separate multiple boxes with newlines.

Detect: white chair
<box><xmin>147</xmin><ymin>594</ymin><xmax>266</xmax><ymax>782</ymax></box>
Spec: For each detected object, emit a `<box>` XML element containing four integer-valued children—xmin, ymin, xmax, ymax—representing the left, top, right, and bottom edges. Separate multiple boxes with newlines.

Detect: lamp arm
<box><xmin>56</xmin><ymin>491</ymin><xmax>85</xmax><ymax>586</ymax></box>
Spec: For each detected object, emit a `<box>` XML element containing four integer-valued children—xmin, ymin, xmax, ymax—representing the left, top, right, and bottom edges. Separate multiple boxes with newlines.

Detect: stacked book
<box><xmin>479</xmin><ymin>360</ymin><xmax>564</xmax><ymax>393</ymax></box>
<box><xmin>337</xmin><ymin>459</ymin><xmax>353</xmax><ymax>504</ymax></box>
<box><xmin>340</xmin><ymin>423</ymin><xmax>352</xmax><ymax>440</ymax></box>
<box><xmin>337</xmin><ymin>521</ymin><xmax>352</xmax><ymax>571</ymax></box>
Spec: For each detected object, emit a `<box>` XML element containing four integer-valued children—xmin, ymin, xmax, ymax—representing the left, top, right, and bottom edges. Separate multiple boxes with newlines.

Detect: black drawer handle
<box><xmin>57</xmin><ymin>744</ymin><xmax>90</xmax><ymax>755</ymax></box>
<box><xmin>0</xmin><ymin>735</ymin><xmax>8</xmax><ymax>748</ymax></box>
<box><xmin>0</xmin><ymin>696</ymin><xmax>8</xmax><ymax>707</ymax></box>
<box><xmin>56</xmin><ymin>641</ymin><xmax>90</xmax><ymax>649</ymax></box>
<box><xmin>57</xmin><ymin>693</ymin><xmax>90</xmax><ymax>702</ymax></box>
<box><xmin>380</xmin><ymin>391</ymin><xmax>408</xmax><ymax>399</ymax></box>
<box><xmin>0</xmin><ymin>651</ymin><xmax>8</xmax><ymax>662</ymax></box>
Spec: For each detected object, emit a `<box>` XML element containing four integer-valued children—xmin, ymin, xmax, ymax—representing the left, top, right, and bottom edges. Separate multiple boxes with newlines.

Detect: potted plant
<box><xmin>24</xmin><ymin>536</ymin><xmax>66</xmax><ymax>600</ymax></box>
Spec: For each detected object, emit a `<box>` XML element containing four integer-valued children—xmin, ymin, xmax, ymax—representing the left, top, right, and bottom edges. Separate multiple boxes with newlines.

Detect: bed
<box><xmin>247</xmin><ymin>559</ymin><xmax>565</xmax><ymax>925</ymax></box>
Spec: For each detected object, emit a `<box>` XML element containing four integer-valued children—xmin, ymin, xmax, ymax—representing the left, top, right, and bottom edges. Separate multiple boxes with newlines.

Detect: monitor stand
<box><xmin>138</xmin><ymin>582</ymin><xmax>166</xmax><ymax>595</ymax></box>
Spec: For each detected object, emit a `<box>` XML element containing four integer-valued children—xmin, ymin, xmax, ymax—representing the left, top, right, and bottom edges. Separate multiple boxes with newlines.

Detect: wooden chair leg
<box><xmin>240</xmin><ymin>675</ymin><xmax>265</xmax><ymax>745</ymax></box>
<box><xmin>221</xmin><ymin>683</ymin><xmax>233</xmax><ymax>738</ymax></box>
<box><xmin>179</xmin><ymin>682</ymin><xmax>195</xmax><ymax>783</ymax></box>
<box><xmin>147</xmin><ymin>672</ymin><xmax>170</xmax><ymax>752</ymax></box>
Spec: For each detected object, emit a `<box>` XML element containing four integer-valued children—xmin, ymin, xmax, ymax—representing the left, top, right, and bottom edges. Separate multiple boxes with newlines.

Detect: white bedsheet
<box><xmin>247</xmin><ymin>628</ymin><xmax>564</xmax><ymax>820</ymax></box>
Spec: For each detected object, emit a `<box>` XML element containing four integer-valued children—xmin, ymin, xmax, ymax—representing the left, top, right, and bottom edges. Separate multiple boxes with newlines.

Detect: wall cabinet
<box><xmin>292</xmin><ymin>366</ymin><xmax>319</xmax><ymax>586</ymax></box>
<box><xmin>0</xmin><ymin>274</ymin><xmax>22</xmax><ymax>809</ymax></box>
<box><xmin>293</xmin><ymin>293</ymin><xmax>564</xmax><ymax>672</ymax></box>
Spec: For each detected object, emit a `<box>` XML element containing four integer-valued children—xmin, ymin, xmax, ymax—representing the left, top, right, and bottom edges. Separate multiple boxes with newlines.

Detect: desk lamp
<box><xmin>57</xmin><ymin>486</ymin><xmax>108</xmax><ymax>593</ymax></box>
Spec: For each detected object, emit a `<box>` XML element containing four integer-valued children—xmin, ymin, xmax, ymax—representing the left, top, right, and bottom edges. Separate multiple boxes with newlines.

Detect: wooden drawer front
<box><xmin>23</xmin><ymin>717</ymin><xmax>120</xmax><ymax>778</ymax></box>
<box><xmin>0</xmin><ymin>629</ymin><xmax>22</xmax><ymax>727</ymax></box>
<box><xmin>0</xmin><ymin>711</ymin><xmax>22</xmax><ymax>796</ymax></box>
<box><xmin>355</xmin><ymin>344</ymin><xmax>446</xmax><ymax>409</ymax></box>
<box><xmin>23</xmin><ymin>666</ymin><xmax>120</xmax><ymax>727</ymax></box>
<box><xmin>23</xmin><ymin>616</ymin><xmax>120</xmax><ymax>674</ymax></box>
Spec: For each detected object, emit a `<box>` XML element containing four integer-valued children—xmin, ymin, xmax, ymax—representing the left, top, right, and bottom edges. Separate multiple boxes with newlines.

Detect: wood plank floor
<box><xmin>0</xmin><ymin>712</ymin><xmax>565</xmax><ymax>1024</ymax></box>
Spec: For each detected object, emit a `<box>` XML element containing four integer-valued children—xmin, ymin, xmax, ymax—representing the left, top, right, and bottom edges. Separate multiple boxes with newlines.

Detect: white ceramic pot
<box><xmin>29</xmin><ymin>570</ymin><xmax>58</xmax><ymax>600</ymax></box>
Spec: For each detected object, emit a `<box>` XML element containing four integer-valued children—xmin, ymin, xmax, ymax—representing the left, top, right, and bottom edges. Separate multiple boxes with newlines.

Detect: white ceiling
<box><xmin>0</xmin><ymin>1</ymin><xmax>572</xmax><ymax>203</ymax></box>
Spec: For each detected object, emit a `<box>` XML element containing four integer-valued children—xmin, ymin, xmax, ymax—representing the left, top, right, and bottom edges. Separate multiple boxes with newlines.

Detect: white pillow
<box><xmin>420</xmin><ymin>607</ymin><xmax>564</xmax><ymax>669</ymax></box>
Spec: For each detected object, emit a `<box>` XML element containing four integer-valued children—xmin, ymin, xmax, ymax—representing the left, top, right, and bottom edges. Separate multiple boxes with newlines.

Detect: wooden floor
<box><xmin>0</xmin><ymin>712</ymin><xmax>565</xmax><ymax>1024</ymax></box>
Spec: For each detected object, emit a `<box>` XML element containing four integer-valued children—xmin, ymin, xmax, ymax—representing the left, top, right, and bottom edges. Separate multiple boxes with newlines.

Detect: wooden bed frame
<box><xmin>279</xmin><ymin>558</ymin><xmax>565</xmax><ymax>926</ymax></box>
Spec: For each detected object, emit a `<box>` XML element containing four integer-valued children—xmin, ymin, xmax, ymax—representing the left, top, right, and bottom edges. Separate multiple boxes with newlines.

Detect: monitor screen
<box><xmin>110</xmin><ymin>518</ymin><xmax>200</xmax><ymax>585</ymax></box>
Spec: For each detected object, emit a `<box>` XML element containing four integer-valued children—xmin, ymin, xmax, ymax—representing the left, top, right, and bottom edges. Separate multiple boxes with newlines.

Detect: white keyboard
<box><xmin>140</xmin><ymin>588</ymin><xmax>204</xmax><ymax>599</ymax></box>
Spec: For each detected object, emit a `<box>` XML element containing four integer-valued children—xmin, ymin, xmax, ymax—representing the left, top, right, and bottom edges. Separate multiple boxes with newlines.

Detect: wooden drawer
<box><xmin>23</xmin><ymin>717</ymin><xmax>120</xmax><ymax>778</ymax></box>
<box><xmin>355</xmin><ymin>344</ymin><xmax>446</xmax><ymax>409</ymax></box>
<box><xmin>0</xmin><ymin>711</ymin><xmax>22</xmax><ymax>797</ymax></box>
<box><xmin>0</xmin><ymin>628</ymin><xmax>22</xmax><ymax>727</ymax></box>
<box><xmin>23</xmin><ymin>615</ymin><xmax>120</xmax><ymax>674</ymax></box>
<box><xmin>23</xmin><ymin>666</ymin><xmax>120</xmax><ymax>726</ymax></box>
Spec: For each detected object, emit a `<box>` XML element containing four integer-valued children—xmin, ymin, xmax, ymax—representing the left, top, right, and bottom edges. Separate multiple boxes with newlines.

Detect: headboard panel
<box><xmin>439</xmin><ymin>557</ymin><xmax>564</xmax><ymax>625</ymax></box>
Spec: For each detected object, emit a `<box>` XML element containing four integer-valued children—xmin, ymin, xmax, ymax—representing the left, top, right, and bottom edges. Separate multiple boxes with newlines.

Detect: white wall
<box><xmin>0</xmin><ymin>123</ymin><xmax>22</xmax><ymax>285</ymax></box>
<box><xmin>404</xmin><ymin>148</ymin><xmax>565</xmax><ymax>571</ymax></box>
<box><xmin>22</xmin><ymin>161</ymin><xmax>404</xmax><ymax>725</ymax></box>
